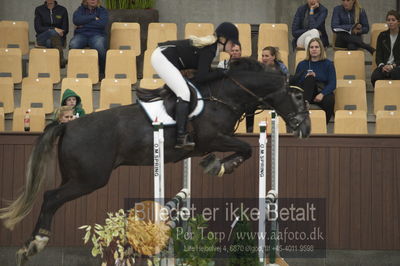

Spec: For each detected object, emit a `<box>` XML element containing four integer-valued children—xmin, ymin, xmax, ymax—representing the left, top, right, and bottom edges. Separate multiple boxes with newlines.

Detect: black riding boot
<box><xmin>175</xmin><ymin>99</ymin><xmax>195</xmax><ymax>150</ymax></box>
<box><xmin>50</xmin><ymin>36</ymin><xmax>66</xmax><ymax>68</ymax></box>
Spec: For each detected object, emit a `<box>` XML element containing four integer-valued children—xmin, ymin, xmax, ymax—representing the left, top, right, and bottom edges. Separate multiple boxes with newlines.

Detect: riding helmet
<box><xmin>215</xmin><ymin>22</ymin><xmax>239</xmax><ymax>44</ymax></box>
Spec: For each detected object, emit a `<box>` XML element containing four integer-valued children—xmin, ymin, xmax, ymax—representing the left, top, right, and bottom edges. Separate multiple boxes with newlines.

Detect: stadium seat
<box><xmin>61</xmin><ymin>78</ymin><xmax>93</xmax><ymax>113</ymax></box>
<box><xmin>334</xmin><ymin>110</ymin><xmax>368</xmax><ymax>134</ymax></box>
<box><xmin>0</xmin><ymin>20</ymin><xmax>29</xmax><ymax>55</ymax></box>
<box><xmin>234</xmin><ymin>23</ymin><xmax>252</xmax><ymax>57</ymax></box>
<box><xmin>0</xmin><ymin>48</ymin><xmax>22</xmax><ymax>83</ymax></box>
<box><xmin>110</xmin><ymin>22</ymin><xmax>141</xmax><ymax>56</ymax></box>
<box><xmin>236</xmin><ymin>110</ymin><xmax>286</xmax><ymax>134</ymax></box>
<box><xmin>258</xmin><ymin>49</ymin><xmax>289</xmax><ymax>68</ymax></box>
<box><xmin>184</xmin><ymin>23</ymin><xmax>214</xmax><ymax>38</ymax></box>
<box><xmin>67</xmin><ymin>49</ymin><xmax>99</xmax><ymax>84</ymax></box>
<box><xmin>309</xmin><ymin>110</ymin><xmax>327</xmax><ymax>134</ymax></box>
<box><xmin>105</xmin><ymin>50</ymin><xmax>137</xmax><ymax>84</ymax></box>
<box><xmin>0</xmin><ymin>108</ymin><xmax>4</xmax><ymax>131</ymax></box>
<box><xmin>375</xmin><ymin>110</ymin><xmax>400</xmax><ymax>134</ymax></box>
<box><xmin>0</xmin><ymin>77</ymin><xmax>14</xmax><ymax>113</ymax></box>
<box><xmin>147</xmin><ymin>23</ymin><xmax>177</xmax><ymax>51</ymax></box>
<box><xmin>28</xmin><ymin>48</ymin><xmax>60</xmax><ymax>84</ymax></box>
<box><xmin>12</xmin><ymin>107</ymin><xmax>46</xmax><ymax>132</ymax></box>
<box><xmin>258</xmin><ymin>23</ymin><xmax>289</xmax><ymax>53</ymax></box>
<box><xmin>20</xmin><ymin>77</ymin><xmax>53</xmax><ymax>114</ymax></box>
<box><xmin>370</xmin><ymin>23</ymin><xmax>388</xmax><ymax>49</ymax></box>
<box><xmin>143</xmin><ymin>49</ymin><xmax>157</xmax><ymax>79</ymax></box>
<box><xmin>295</xmin><ymin>50</ymin><xmax>307</xmax><ymax>70</ymax></box>
<box><xmin>373</xmin><ymin>80</ymin><xmax>400</xmax><ymax>114</ymax></box>
<box><xmin>99</xmin><ymin>79</ymin><xmax>132</xmax><ymax>109</ymax></box>
<box><xmin>334</xmin><ymin>51</ymin><xmax>365</xmax><ymax>80</ymax></box>
<box><xmin>335</xmin><ymin>79</ymin><xmax>367</xmax><ymax>112</ymax></box>
<box><xmin>139</xmin><ymin>78</ymin><xmax>165</xmax><ymax>90</ymax></box>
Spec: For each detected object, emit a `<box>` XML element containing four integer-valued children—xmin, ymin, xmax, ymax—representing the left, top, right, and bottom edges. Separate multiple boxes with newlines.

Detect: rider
<box><xmin>151</xmin><ymin>22</ymin><xmax>239</xmax><ymax>150</ymax></box>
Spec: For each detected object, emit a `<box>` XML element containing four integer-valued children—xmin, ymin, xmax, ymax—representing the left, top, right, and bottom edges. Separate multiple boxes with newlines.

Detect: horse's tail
<box><xmin>0</xmin><ymin>122</ymin><xmax>66</xmax><ymax>230</ymax></box>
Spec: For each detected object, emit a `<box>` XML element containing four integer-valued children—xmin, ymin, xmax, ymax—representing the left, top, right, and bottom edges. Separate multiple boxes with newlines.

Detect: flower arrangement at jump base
<box><xmin>104</xmin><ymin>0</ymin><xmax>155</xmax><ymax>9</ymax></box>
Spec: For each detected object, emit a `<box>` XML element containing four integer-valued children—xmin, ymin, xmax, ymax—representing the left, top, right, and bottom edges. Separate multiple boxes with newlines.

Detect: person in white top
<box><xmin>217</xmin><ymin>43</ymin><xmax>242</xmax><ymax>69</ymax></box>
<box><xmin>371</xmin><ymin>10</ymin><xmax>400</xmax><ymax>87</ymax></box>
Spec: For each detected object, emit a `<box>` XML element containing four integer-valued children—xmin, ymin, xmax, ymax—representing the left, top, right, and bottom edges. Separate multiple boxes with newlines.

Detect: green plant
<box><xmin>105</xmin><ymin>0</ymin><xmax>155</xmax><ymax>9</ymax></box>
<box><xmin>228</xmin><ymin>215</ymin><xmax>259</xmax><ymax>266</ymax></box>
<box><xmin>172</xmin><ymin>215</ymin><xmax>217</xmax><ymax>266</ymax></box>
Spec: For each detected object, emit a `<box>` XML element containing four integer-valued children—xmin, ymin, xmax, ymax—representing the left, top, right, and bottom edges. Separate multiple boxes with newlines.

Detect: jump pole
<box><xmin>258</xmin><ymin>120</ymin><xmax>267</xmax><ymax>264</ymax></box>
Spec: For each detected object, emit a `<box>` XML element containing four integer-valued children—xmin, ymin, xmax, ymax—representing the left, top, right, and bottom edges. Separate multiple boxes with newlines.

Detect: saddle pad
<box><xmin>138</xmin><ymin>82</ymin><xmax>204</xmax><ymax>125</ymax></box>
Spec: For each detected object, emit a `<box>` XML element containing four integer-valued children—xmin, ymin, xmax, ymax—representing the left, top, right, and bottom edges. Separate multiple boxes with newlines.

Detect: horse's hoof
<box><xmin>199</xmin><ymin>154</ymin><xmax>217</xmax><ymax>169</ymax></box>
<box><xmin>16</xmin><ymin>247</ymin><xmax>29</xmax><ymax>266</ymax></box>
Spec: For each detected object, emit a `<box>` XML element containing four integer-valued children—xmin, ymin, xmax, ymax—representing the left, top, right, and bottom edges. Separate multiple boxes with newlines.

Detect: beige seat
<box><xmin>334</xmin><ymin>110</ymin><xmax>367</xmax><ymax>134</ymax></box>
<box><xmin>295</xmin><ymin>50</ymin><xmax>307</xmax><ymax>70</ymax></box>
<box><xmin>234</xmin><ymin>23</ymin><xmax>252</xmax><ymax>57</ymax></box>
<box><xmin>143</xmin><ymin>49</ymin><xmax>157</xmax><ymax>79</ymax></box>
<box><xmin>105</xmin><ymin>50</ymin><xmax>137</xmax><ymax>84</ymax></box>
<box><xmin>20</xmin><ymin>77</ymin><xmax>53</xmax><ymax>114</ymax></box>
<box><xmin>375</xmin><ymin>110</ymin><xmax>400</xmax><ymax>134</ymax></box>
<box><xmin>184</xmin><ymin>23</ymin><xmax>214</xmax><ymax>38</ymax></box>
<box><xmin>139</xmin><ymin>78</ymin><xmax>165</xmax><ymax>90</ymax></box>
<box><xmin>334</xmin><ymin>51</ymin><xmax>365</xmax><ymax>80</ymax></box>
<box><xmin>373</xmin><ymin>80</ymin><xmax>400</xmax><ymax>114</ymax></box>
<box><xmin>257</xmin><ymin>50</ymin><xmax>289</xmax><ymax>69</ymax></box>
<box><xmin>67</xmin><ymin>49</ymin><xmax>99</xmax><ymax>84</ymax></box>
<box><xmin>28</xmin><ymin>48</ymin><xmax>60</xmax><ymax>84</ymax></box>
<box><xmin>0</xmin><ymin>77</ymin><xmax>14</xmax><ymax>113</ymax></box>
<box><xmin>12</xmin><ymin>107</ymin><xmax>46</xmax><ymax>132</ymax></box>
<box><xmin>0</xmin><ymin>48</ymin><xmax>22</xmax><ymax>83</ymax></box>
<box><xmin>0</xmin><ymin>108</ymin><xmax>4</xmax><ymax>131</ymax></box>
<box><xmin>335</xmin><ymin>79</ymin><xmax>367</xmax><ymax>112</ymax></box>
<box><xmin>99</xmin><ymin>79</ymin><xmax>132</xmax><ymax>109</ymax></box>
<box><xmin>0</xmin><ymin>21</ymin><xmax>29</xmax><ymax>55</ymax></box>
<box><xmin>258</xmin><ymin>23</ymin><xmax>289</xmax><ymax>53</ymax></box>
<box><xmin>147</xmin><ymin>23</ymin><xmax>177</xmax><ymax>51</ymax></box>
<box><xmin>236</xmin><ymin>110</ymin><xmax>286</xmax><ymax>134</ymax></box>
<box><xmin>370</xmin><ymin>23</ymin><xmax>388</xmax><ymax>49</ymax></box>
<box><xmin>110</xmin><ymin>22</ymin><xmax>141</xmax><ymax>56</ymax></box>
<box><xmin>61</xmin><ymin>78</ymin><xmax>93</xmax><ymax>113</ymax></box>
<box><xmin>309</xmin><ymin>110</ymin><xmax>327</xmax><ymax>134</ymax></box>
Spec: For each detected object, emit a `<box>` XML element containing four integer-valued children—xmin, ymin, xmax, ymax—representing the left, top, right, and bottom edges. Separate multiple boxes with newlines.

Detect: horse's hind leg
<box><xmin>17</xmin><ymin>175</ymin><xmax>110</xmax><ymax>265</ymax></box>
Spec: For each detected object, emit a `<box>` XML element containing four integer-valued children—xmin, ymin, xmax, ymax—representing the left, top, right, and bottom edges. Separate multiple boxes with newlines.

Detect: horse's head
<box><xmin>228</xmin><ymin>58</ymin><xmax>311</xmax><ymax>138</ymax></box>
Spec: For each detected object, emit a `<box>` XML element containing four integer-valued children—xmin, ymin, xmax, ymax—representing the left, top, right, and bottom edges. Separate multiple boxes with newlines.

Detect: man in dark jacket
<box><xmin>69</xmin><ymin>0</ymin><xmax>108</xmax><ymax>76</ymax></box>
<box><xmin>34</xmin><ymin>0</ymin><xmax>68</xmax><ymax>67</ymax></box>
<box><xmin>292</xmin><ymin>0</ymin><xmax>329</xmax><ymax>50</ymax></box>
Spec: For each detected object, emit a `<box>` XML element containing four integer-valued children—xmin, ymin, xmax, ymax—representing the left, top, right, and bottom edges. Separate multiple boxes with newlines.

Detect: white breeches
<box><xmin>296</xmin><ymin>29</ymin><xmax>320</xmax><ymax>49</ymax></box>
<box><xmin>151</xmin><ymin>47</ymin><xmax>190</xmax><ymax>102</ymax></box>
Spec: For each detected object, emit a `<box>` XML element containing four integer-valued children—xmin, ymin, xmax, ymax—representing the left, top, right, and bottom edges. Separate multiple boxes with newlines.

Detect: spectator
<box><xmin>260</xmin><ymin>46</ymin><xmax>288</xmax><ymax>76</ymax></box>
<box><xmin>371</xmin><ymin>10</ymin><xmax>400</xmax><ymax>87</ymax></box>
<box><xmin>61</xmin><ymin>89</ymin><xmax>86</xmax><ymax>117</ymax></box>
<box><xmin>217</xmin><ymin>43</ymin><xmax>242</xmax><ymax>69</ymax></box>
<box><xmin>292</xmin><ymin>0</ymin><xmax>329</xmax><ymax>49</ymax></box>
<box><xmin>69</xmin><ymin>0</ymin><xmax>108</xmax><ymax>76</ymax></box>
<box><xmin>294</xmin><ymin>38</ymin><xmax>336</xmax><ymax>123</ymax></box>
<box><xmin>54</xmin><ymin>106</ymin><xmax>75</xmax><ymax>123</ymax></box>
<box><xmin>331</xmin><ymin>0</ymin><xmax>375</xmax><ymax>54</ymax></box>
<box><xmin>34</xmin><ymin>0</ymin><xmax>68</xmax><ymax>68</ymax></box>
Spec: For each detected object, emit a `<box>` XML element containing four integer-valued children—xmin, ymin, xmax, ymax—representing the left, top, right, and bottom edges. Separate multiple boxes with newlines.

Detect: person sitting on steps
<box><xmin>151</xmin><ymin>22</ymin><xmax>239</xmax><ymax>150</ymax></box>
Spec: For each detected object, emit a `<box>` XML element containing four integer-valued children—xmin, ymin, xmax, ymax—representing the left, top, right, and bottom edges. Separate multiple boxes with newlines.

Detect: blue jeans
<box><xmin>36</xmin><ymin>29</ymin><xmax>61</xmax><ymax>48</ymax></box>
<box><xmin>69</xmin><ymin>33</ymin><xmax>107</xmax><ymax>74</ymax></box>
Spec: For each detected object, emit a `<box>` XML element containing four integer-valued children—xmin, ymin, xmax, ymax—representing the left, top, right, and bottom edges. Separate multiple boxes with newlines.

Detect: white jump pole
<box><xmin>258</xmin><ymin>121</ymin><xmax>267</xmax><ymax>264</ymax></box>
<box><xmin>153</xmin><ymin>121</ymin><xmax>165</xmax><ymax>208</ymax></box>
<box><xmin>182</xmin><ymin>158</ymin><xmax>191</xmax><ymax>221</ymax></box>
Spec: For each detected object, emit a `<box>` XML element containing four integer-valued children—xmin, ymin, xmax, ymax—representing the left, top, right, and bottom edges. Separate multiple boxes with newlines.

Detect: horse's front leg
<box><xmin>199</xmin><ymin>134</ymin><xmax>251</xmax><ymax>176</ymax></box>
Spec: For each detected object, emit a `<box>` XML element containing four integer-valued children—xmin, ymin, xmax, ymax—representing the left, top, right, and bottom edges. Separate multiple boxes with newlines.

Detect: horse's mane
<box><xmin>228</xmin><ymin>57</ymin><xmax>265</xmax><ymax>73</ymax></box>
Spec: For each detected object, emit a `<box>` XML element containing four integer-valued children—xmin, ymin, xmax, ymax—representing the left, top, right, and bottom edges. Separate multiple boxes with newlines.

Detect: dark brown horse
<box><xmin>0</xmin><ymin>58</ymin><xmax>310</xmax><ymax>265</ymax></box>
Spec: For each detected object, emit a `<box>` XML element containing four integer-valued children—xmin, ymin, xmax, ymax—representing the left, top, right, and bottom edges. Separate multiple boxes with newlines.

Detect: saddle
<box><xmin>136</xmin><ymin>81</ymin><xmax>199</xmax><ymax>118</ymax></box>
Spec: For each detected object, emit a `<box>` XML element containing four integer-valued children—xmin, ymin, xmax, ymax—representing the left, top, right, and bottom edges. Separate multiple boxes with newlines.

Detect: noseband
<box><xmin>229</xmin><ymin>78</ymin><xmax>309</xmax><ymax>130</ymax></box>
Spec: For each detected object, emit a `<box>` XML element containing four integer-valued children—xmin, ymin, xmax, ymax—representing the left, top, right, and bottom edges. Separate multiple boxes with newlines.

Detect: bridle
<box><xmin>228</xmin><ymin>77</ymin><xmax>309</xmax><ymax>130</ymax></box>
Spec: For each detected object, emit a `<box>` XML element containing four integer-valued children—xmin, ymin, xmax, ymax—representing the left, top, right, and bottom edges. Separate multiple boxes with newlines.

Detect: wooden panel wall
<box><xmin>0</xmin><ymin>133</ymin><xmax>399</xmax><ymax>250</ymax></box>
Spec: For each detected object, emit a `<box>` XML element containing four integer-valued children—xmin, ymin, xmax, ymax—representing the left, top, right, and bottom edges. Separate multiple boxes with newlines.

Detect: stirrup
<box><xmin>175</xmin><ymin>134</ymin><xmax>195</xmax><ymax>150</ymax></box>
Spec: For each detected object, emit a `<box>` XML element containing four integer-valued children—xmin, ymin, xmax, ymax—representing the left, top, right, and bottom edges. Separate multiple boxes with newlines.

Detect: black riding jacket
<box><xmin>34</xmin><ymin>1</ymin><xmax>69</xmax><ymax>41</ymax></box>
<box><xmin>159</xmin><ymin>39</ymin><xmax>225</xmax><ymax>83</ymax></box>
